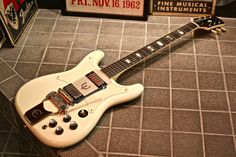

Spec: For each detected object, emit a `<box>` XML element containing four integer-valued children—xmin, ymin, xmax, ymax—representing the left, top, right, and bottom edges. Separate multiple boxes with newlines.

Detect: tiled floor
<box><xmin>0</xmin><ymin>9</ymin><xmax>236</xmax><ymax>157</ymax></box>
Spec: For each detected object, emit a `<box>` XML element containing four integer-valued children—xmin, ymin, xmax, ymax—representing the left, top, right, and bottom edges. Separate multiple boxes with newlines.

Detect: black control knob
<box><xmin>49</xmin><ymin>119</ymin><xmax>57</xmax><ymax>128</ymax></box>
<box><xmin>63</xmin><ymin>114</ymin><xmax>71</xmax><ymax>123</ymax></box>
<box><xmin>69</xmin><ymin>121</ymin><xmax>78</xmax><ymax>130</ymax></box>
<box><xmin>55</xmin><ymin>126</ymin><xmax>64</xmax><ymax>135</ymax></box>
<box><xmin>78</xmin><ymin>109</ymin><xmax>88</xmax><ymax>118</ymax></box>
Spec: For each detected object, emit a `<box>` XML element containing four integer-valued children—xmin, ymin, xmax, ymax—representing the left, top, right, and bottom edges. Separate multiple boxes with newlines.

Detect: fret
<box><xmin>170</xmin><ymin>31</ymin><xmax>181</xmax><ymax>39</ymax></box>
<box><xmin>186</xmin><ymin>22</ymin><xmax>198</xmax><ymax>29</ymax></box>
<box><xmin>101</xmin><ymin>22</ymin><xmax>199</xmax><ymax>78</ymax></box>
<box><xmin>159</xmin><ymin>37</ymin><xmax>170</xmax><ymax>45</ymax></box>
<box><xmin>180</xmin><ymin>25</ymin><xmax>192</xmax><ymax>33</ymax></box>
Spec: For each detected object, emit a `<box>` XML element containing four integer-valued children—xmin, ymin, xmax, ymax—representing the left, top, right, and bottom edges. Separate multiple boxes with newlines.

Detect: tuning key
<box><xmin>211</xmin><ymin>29</ymin><xmax>218</xmax><ymax>34</ymax></box>
<box><xmin>216</xmin><ymin>28</ymin><xmax>222</xmax><ymax>32</ymax></box>
<box><xmin>221</xmin><ymin>27</ymin><xmax>227</xmax><ymax>32</ymax></box>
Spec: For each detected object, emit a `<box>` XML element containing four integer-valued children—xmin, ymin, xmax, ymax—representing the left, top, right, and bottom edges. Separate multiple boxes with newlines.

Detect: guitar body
<box><xmin>15</xmin><ymin>50</ymin><xmax>144</xmax><ymax>148</ymax></box>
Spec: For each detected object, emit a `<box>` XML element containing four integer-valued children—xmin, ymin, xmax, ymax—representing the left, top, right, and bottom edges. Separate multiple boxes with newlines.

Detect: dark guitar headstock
<box><xmin>193</xmin><ymin>16</ymin><xmax>226</xmax><ymax>34</ymax></box>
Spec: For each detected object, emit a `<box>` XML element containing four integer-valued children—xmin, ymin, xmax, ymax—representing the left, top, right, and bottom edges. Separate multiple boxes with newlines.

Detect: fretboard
<box><xmin>101</xmin><ymin>21</ymin><xmax>199</xmax><ymax>78</ymax></box>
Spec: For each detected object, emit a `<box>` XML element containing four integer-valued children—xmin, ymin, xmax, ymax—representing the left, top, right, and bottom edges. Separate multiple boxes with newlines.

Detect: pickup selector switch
<box><xmin>63</xmin><ymin>114</ymin><xmax>71</xmax><ymax>123</ymax></box>
<box><xmin>69</xmin><ymin>121</ymin><xmax>78</xmax><ymax>130</ymax></box>
<box><xmin>78</xmin><ymin>109</ymin><xmax>88</xmax><ymax>118</ymax></box>
<box><xmin>49</xmin><ymin>119</ymin><xmax>57</xmax><ymax>128</ymax></box>
<box><xmin>55</xmin><ymin>126</ymin><xmax>64</xmax><ymax>135</ymax></box>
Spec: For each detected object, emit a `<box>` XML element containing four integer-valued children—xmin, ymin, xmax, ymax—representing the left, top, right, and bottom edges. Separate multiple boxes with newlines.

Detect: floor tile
<box><xmin>143</xmin><ymin>88</ymin><xmax>170</xmax><ymax>108</ymax></box>
<box><xmin>172</xmin><ymin>89</ymin><xmax>199</xmax><ymax>109</ymax></box>
<box><xmin>54</xmin><ymin>20</ymin><xmax>78</xmax><ymax>33</ymax></box>
<box><xmin>170</xmin><ymin>39</ymin><xmax>194</xmax><ymax>54</ymax></box>
<box><xmin>18</xmin><ymin>46</ymin><xmax>45</xmax><ymax>62</ymax></box>
<box><xmin>204</xmin><ymin>135</ymin><xmax>236</xmax><ymax>157</ymax></box>
<box><xmin>219</xmin><ymin>41</ymin><xmax>236</xmax><ymax>56</ymax></box>
<box><xmin>49</xmin><ymin>33</ymin><xmax>74</xmax><ymax>48</ymax></box>
<box><xmin>200</xmin><ymin>91</ymin><xmax>228</xmax><ymax>111</ymax></box>
<box><xmin>15</xmin><ymin>62</ymin><xmax>39</xmax><ymax>80</ymax></box>
<box><xmin>37</xmin><ymin>9</ymin><xmax>59</xmax><ymax>18</ymax></box>
<box><xmin>228</xmin><ymin>92</ymin><xmax>236</xmax><ymax>111</ymax></box>
<box><xmin>43</xmin><ymin>48</ymin><xmax>69</xmax><ymax>64</ymax></box>
<box><xmin>86</xmin><ymin>127</ymin><xmax>109</xmax><ymax>152</ymax></box>
<box><xmin>145</xmin><ymin>52</ymin><xmax>169</xmax><ymax>70</ymax></box>
<box><xmin>112</xmin><ymin>106</ymin><xmax>140</xmax><ymax>129</ymax></box>
<box><xmin>5</xmin><ymin>132</ymin><xmax>31</xmax><ymax>154</ymax></box>
<box><xmin>222</xmin><ymin>57</ymin><xmax>236</xmax><ymax>73</ymax></box>
<box><xmin>77</xmin><ymin>20</ymin><xmax>100</xmax><ymax>34</ymax></box>
<box><xmin>142</xmin><ymin>108</ymin><xmax>170</xmax><ymax>131</ymax></box>
<box><xmin>117</xmin><ymin>68</ymin><xmax>143</xmax><ymax>85</ymax></box>
<box><xmin>73</xmin><ymin>34</ymin><xmax>97</xmax><ymax>49</ymax></box>
<box><xmin>173</xmin><ymin>110</ymin><xmax>201</xmax><ymax>132</ymax></box>
<box><xmin>173</xmin><ymin>133</ymin><xmax>203</xmax><ymax>157</ymax></box>
<box><xmin>218</xmin><ymin>28</ymin><xmax>236</xmax><ymax>41</ymax></box>
<box><xmin>225</xmin><ymin>73</ymin><xmax>236</xmax><ymax>91</ymax></box>
<box><xmin>198</xmin><ymin>72</ymin><xmax>224</xmax><ymax>90</ymax></box>
<box><xmin>98</xmin><ymin>34</ymin><xmax>121</xmax><ymax>50</ymax></box>
<box><xmin>170</xmin><ymin>17</ymin><xmax>191</xmax><ymax>24</ymax></box>
<box><xmin>202</xmin><ymin>112</ymin><xmax>232</xmax><ymax>134</ymax></box>
<box><xmin>25</xmin><ymin>32</ymin><xmax>50</xmax><ymax>46</ymax></box>
<box><xmin>121</xmin><ymin>36</ymin><xmax>145</xmax><ymax>51</ymax></box>
<box><xmin>197</xmin><ymin>55</ymin><xmax>222</xmax><ymax>72</ymax></box>
<box><xmin>144</xmin><ymin>69</ymin><xmax>169</xmax><ymax>87</ymax></box>
<box><xmin>171</xmin><ymin>54</ymin><xmax>195</xmax><ymax>70</ymax></box>
<box><xmin>123</xmin><ymin>23</ymin><xmax>145</xmax><ymax>36</ymax></box>
<box><xmin>147</xmin><ymin>24</ymin><xmax>168</xmax><ymax>37</ymax></box>
<box><xmin>0</xmin><ymin>46</ymin><xmax>22</xmax><ymax>62</ymax></box>
<box><xmin>37</xmin><ymin>64</ymin><xmax>65</xmax><ymax>77</ymax></box>
<box><xmin>31</xmin><ymin>19</ymin><xmax>55</xmax><ymax>32</ymax></box>
<box><xmin>195</xmin><ymin>40</ymin><xmax>219</xmax><ymax>55</ymax></box>
<box><xmin>0</xmin><ymin>62</ymin><xmax>15</xmax><ymax>82</ymax></box>
<box><xmin>109</xmin><ymin>129</ymin><xmax>139</xmax><ymax>154</ymax></box>
<box><xmin>194</xmin><ymin>30</ymin><xmax>216</xmax><ymax>40</ymax></box>
<box><xmin>100</xmin><ymin>21</ymin><xmax>123</xmax><ymax>35</ymax></box>
<box><xmin>68</xmin><ymin>48</ymin><xmax>91</xmax><ymax>64</ymax></box>
<box><xmin>172</xmin><ymin>71</ymin><xmax>197</xmax><ymax>89</ymax></box>
<box><xmin>0</xmin><ymin>132</ymin><xmax>9</xmax><ymax>152</ymax></box>
<box><xmin>141</xmin><ymin>131</ymin><xmax>170</xmax><ymax>156</ymax></box>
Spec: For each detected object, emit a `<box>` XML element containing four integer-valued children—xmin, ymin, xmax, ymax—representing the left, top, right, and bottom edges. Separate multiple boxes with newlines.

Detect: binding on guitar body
<box><xmin>15</xmin><ymin>16</ymin><xmax>225</xmax><ymax>148</ymax></box>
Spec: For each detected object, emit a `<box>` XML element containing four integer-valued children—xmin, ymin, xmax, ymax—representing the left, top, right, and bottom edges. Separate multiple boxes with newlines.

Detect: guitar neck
<box><xmin>101</xmin><ymin>21</ymin><xmax>199</xmax><ymax>78</ymax></box>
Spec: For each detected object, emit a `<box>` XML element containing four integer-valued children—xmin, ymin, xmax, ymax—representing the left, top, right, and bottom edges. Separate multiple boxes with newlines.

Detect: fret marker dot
<box><xmin>177</xmin><ymin>30</ymin><xmax>184</xmax><ymax>35</ymax></box>
<box><xmin>157</xmin><ymin>41</ymin><xmax>164</xmax><ymax>47</ymax></box>
<box><xmin>125</xmin><ymin>59</ymin><xmax>131</xmax><ymax>64</ymax></box>
<box><xmin>136</xmin><ymin>53</ymin><xmax>142</xmax><ymax>58</ymax></box>
<box><xmin>147</xmin><ymin>46</ymin><xmax>155</xmax><ymax>52</ymax></box>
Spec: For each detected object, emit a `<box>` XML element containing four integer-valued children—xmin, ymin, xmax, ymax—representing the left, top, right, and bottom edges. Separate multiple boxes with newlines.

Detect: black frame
<box><xmin>62</xmin><ymin>0</ymin><xmax>149</xmax><ymax>21</ymax></box>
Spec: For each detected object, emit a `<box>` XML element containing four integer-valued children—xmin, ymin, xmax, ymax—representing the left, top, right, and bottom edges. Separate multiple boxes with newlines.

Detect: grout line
<box><xmin>64</xmin><ymin>17</ymin><xmax>80</xmax><ymax>71</ymax></box>
<box><xmin>216</xmin><ymin>34</ymin><xmax>236</xmax><ymax>151</ymax></box>
<box><xmin>97</xmin><ymin>125</ymin><xmax>235</xmax><ymax>137</ymax></box>
<box><xmin>168</xmin><ymin>16</ymin><xmax>174</xmax><ymax>157</ymax></box>
<box><xmin>95</xmin><ymin>19</ymin><xmax>103</xmax><ymax>50</ymax></box>
<box><xmin>138</xmin><ymin>19</ymin><xmax>147</xmax><ymax>156</ymax></box>
<box><xmin>12</xmin><ymin>10</ymin><xmax>39</xmax><ymax>69</ymax></box>
<box><xmin>1</xmin><ymin>127</ymin><xmax>14</xmax><ymax>157</ymax></box>
<box><xmin>34</xmin><ymin>11</ymin><xmax>61</xmax><ymax>78</ymax></box>
<box><xmin>85</xmin><ymin>140</ymin><xmax>105</xmax><ymax>157</ymax></box>
<box><xmin>192</xmin><ymin>21</ymin><xmax>206</xmax><ymax>157</ymax></box>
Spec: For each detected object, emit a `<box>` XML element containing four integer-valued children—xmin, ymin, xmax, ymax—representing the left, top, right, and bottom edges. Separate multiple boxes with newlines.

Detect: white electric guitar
<box><xmin>15</xmin><ymin>16</ymin><xmax>225</xmax><ymax>148</ymax></box>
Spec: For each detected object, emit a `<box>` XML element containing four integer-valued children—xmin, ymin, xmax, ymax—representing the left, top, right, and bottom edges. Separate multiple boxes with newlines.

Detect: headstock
<box><xmin>193</xmin><ymin>16</ymin><xmax>226</xmax><ymax>34</ymax></box>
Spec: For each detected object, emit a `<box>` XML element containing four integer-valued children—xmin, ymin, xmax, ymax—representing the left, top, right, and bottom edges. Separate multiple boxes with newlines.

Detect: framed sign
<box><xmin>0</xmin><ymin>23</ymin><xmax>6</xmax><ymax>47</ymax></box>
<box><xmin>150</xmin><ymin>0</ymin><xmax>217</xmax><ymax>16</ymax></box>
<box><xmin>0</xmin><ymin>0</ymin><xmax>38</xmax><ymax>46</ymax></box>
<box><xmin>62</xmin><ymin>0</ymin><xmax>149</xmax><ymax>21</ymax></box>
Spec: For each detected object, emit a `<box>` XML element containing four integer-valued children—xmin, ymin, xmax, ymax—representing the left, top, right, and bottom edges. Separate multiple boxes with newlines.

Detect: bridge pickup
<box><xmin>63</xmin><ymin>83</ymin><xmax>84</xmax><ymax>103</ymax></box>
<box><xmin>86</xmin><ymin>71</ymin><xmax>107</xmax><ymax>89</ymax></box>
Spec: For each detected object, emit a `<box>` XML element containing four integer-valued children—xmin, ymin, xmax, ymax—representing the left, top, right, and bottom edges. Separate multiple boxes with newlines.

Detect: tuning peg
<box><xmin>216</xmin><ymin>28</ymin><xmax>222</xmax><ymax>32</ymax></box>
<box><xmin>211</xmin><ymin>29</ymin><xmax>218</xmax><ymax>34</ymax></box>
<box><xmin>221</xmin><ymin>27</ymin><xmax>227</xmax><ymax>32</ymax></box>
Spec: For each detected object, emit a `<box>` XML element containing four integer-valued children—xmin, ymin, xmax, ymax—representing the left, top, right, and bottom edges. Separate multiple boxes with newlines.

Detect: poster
<box><xmin>150</xmin><ymin>0</ymin><xmax>217</xmax><ymax>16</ymax></box>
<box><xmin>0</xmin><ymin>0</ymin><xmax>38</xmax><ymax>46</ymax></box>
<box><xmin>63</xmin><ymin>0</ymin><xmax>149</xmax><ymax>21</ymax></box>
